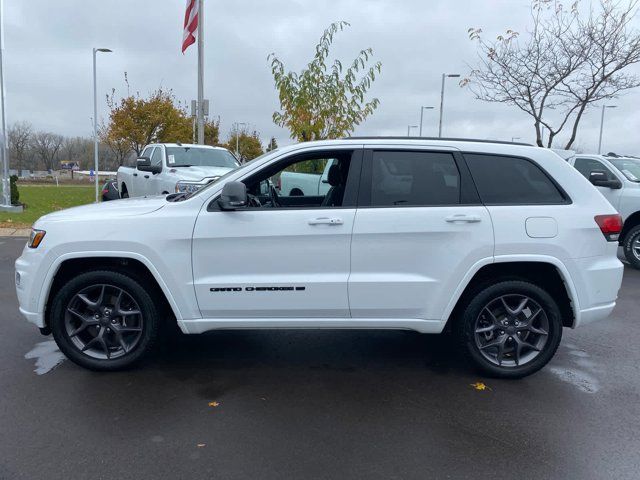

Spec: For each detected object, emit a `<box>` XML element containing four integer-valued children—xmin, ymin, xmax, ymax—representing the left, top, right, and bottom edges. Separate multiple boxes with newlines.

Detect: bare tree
<box><xmin>8</xmin><ymin>121</ymin><xmax>32</xmax><ymax>173</ymax></box>
<box><xmin>99</xmin><ymin>123</ymin><xmax>132</xmax><ymax>168</ymax></box>
<box><xmin>467</xmin><ymin>0</ymin><xmax>640</xmax><ymax>148</ymax></box>
<box><xmin>32</xmin><ymin>132</ymin><xmax>64</xmax><ymax>171</ymax></box>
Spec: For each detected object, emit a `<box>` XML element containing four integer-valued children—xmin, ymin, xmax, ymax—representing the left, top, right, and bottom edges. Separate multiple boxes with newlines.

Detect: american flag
<box><xmin>182</xmin><ymin>0</ymin><xmax>198</xmax><ymax>53</ymax></box>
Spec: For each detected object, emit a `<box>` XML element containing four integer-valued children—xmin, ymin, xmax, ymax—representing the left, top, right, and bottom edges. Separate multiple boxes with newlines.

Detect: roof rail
<box><xmin>344</xmin><ymin>136</ymin><xmax>533</xmax><ymax>146</ymax></box>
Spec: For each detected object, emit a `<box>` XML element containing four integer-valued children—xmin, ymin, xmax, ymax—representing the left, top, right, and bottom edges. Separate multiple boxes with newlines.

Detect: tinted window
<box><xmin>574</xmin><ymin>158</ymin><xmax>616</xmax><ymax>180</ymax></box>
<box><xmin>465</xmin><ymin>154</ymin><xmax>565</xmax><ymax>204</ymax></box>
<box><xmin>370</xmin><ymin>151</ymin><xmax>460</xmax><ymax>206</ymax></box>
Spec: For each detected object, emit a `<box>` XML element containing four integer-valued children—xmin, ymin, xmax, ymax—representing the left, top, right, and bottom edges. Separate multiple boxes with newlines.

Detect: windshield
<box><xmin>609</xmin><ymin>158</ymin><xmax>640</xmax><ymax>182</ymax></box>
<box><xmin>165</xmin><ymin>147</ymin><xmax>239</xmax><ymax>168</ymax></box>
<box><xmin>183</xmin><ymin>150</ymin><xmax>279</xmax><ymax>199</ymax></box>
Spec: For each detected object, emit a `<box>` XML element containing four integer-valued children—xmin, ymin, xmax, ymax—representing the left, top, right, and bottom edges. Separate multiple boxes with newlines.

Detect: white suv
<box><xmin>15</xmin><ymin>139</ymin><xmax>624</xmax><ymax>378</ymax></box>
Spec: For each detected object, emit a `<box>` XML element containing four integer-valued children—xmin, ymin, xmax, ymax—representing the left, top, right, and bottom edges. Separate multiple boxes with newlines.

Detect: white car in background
<box><xmin>117</xmin><ymin>143</ymin><xmax>239</xmax><ymax>198</ymax></box>
<box><xmin>567</xmin><ymin>153</ymin><xmax>640</xmax><ymax>268</ymax></box>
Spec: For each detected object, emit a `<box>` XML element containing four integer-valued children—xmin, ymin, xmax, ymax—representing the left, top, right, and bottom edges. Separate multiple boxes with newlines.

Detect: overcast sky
<box><xmin>4</xmin><ymin>0</ymin><xmax>640</xmax><ymax>154</ymax></box>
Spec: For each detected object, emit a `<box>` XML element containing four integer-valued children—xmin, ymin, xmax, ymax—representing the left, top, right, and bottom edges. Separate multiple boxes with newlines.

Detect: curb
<box><xmin>0</xmin><ymin>228</ymin><xmax>31</xmax><ymax>237</ymax></box>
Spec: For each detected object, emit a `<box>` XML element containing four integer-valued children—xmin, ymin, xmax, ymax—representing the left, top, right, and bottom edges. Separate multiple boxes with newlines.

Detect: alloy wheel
<box><xmin>64</xmin><ymin>284</ymin><xmax>144</xmax><ymax>360</ymax></box>
<box><xmin>632</xmin><ymin>236</ymin><xmax>640</xmax><ymax>262</ymax></box>
<box><xmin>473</xmin><ymin>294</ymin><xmax>549</xmax><ymax>367</ymax></box>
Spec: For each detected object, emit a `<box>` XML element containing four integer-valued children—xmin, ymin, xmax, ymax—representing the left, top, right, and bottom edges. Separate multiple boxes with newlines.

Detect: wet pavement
<box><xmin>1</xmin><ymin>236</ymin><xmax>639</xmax><ymax>479</ymax></box>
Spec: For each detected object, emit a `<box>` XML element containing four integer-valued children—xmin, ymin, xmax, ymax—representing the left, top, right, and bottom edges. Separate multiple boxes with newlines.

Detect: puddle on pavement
<box><xmin>548</xmin><ymin>344</ymin><xmax>601</xmax><ymax>393</ymax></box>
<box><xmin>25</xmin><ymin>340</ymin><xmax>65</xmax><ymax>375</ymax></box>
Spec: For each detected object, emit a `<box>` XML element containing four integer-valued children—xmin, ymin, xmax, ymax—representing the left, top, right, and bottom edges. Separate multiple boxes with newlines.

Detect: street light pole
<box><xmin>419</xmin><ymin>106</ymin><xmax>435</xmax><ymax>136</ymax></box>
<box><xmin>93</xmin><ymin>47</ymin><xmax>112</xmax><ymax>203</ymax></box>
<box><xmin>0</xmin><ymin>0</ymin><xmax>10</xmax><ymax>208</ymax></box>
<box><xmin>407</xmin><ymin>125</ymin><xmax>418</xmax><ymax>137</ymax></box>
<box><xmin>438</xmin><ymin>73</ymin><xmax>460</xmax><ymax>138</ymax></box>
<box><xmin>598</xmin><ymin>105</ymin><xmax>617</xmax><ymax>154</ymax></box>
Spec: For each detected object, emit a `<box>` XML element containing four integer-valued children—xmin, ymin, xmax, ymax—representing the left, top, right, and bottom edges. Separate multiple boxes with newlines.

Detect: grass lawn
<box><xmin>0</xmin><ymin>184</ymin><xmax>95</xmax><ymax>228</ymax></box>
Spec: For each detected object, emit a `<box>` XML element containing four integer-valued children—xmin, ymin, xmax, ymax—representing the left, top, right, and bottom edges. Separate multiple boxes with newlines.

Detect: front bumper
<box><xmin>15</xmin><ymin>245</ymin><xmax>47</xmax><ymax>328</ymax></box>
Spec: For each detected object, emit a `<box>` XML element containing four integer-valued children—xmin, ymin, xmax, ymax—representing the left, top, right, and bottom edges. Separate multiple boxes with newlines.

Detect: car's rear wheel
<box><xmin>50</xmin><ymin>271</ymin><xmax>158</xmax><ymax>371</ymax></box>
<box><xmin>456</xmin><ymin>280</ymin><xmax>562</xmax><ymax>379</ymax></box>
<box><xmin>622</xmin><ymin>225</ymin><xmax>640</xmax><ymax>269</ymax></box>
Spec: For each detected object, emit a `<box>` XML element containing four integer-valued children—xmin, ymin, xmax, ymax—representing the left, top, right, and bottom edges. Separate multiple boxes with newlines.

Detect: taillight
<box><xmin>594</xmin><ymin>214</ymin><xmax>623</xmax><ymax>241</ymax></box>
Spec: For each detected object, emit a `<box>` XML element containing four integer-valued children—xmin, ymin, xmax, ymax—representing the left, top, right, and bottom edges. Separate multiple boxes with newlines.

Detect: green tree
<box><xmin>268</xmin><ymin>21</ymin><xmax>382</xmax><ymax>142</ymax></box>
<box><xmin>204</xmin><ymin>118</ymin><xmax>221</xmax><ymax>146</ymax></box>
<box><xmin>9</xmin><ymin>175</ymin><xmax>19</xmax><ymax>205</ymax></box>
<box><xmin>225</xmin><ymin>127</ymin><xmax>264</xmax><ymax>163</ymax></box>
<box><xmin>266</xmin><ymin>136</ymin><xmax>278</xmax><ymax>152</ymax></box>
<box><xmin>105</xmin><ymin>86</ymin><xmax>192</xmax><ymax>156</ymax></box>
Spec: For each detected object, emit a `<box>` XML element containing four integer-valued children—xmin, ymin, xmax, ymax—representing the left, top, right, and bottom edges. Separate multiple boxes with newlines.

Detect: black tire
<box><xmin>456</xmin><ymin>280</ymin><xmax>563</xmax><ymax>379</ymax></box>
<box><xmin>289</xmin><ymin>188</ymin><xmax>304</xmax><ymax>196</ymax></box>
<box><xmin>50</xmin><ymin>270</ymin><xmax>159</xmax><ymax>371</ymax></box>
<box><xmin>120</xmin><ymin>185</ymin><xmax>129</xmax><ymax>198</ymax></box>
<box><xmin>622</xmin><ymin>225</ymin><xmax>640</xmax><ymax>269</ymax></box>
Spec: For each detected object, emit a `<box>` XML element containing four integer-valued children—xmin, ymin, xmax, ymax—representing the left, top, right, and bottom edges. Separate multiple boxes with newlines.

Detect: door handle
<box><xmin>133</xmin><ymin>173</ymin><xmax>138</xmax><ymax>177</ymax></box>
<box><xmin>308</xmin><ymin>217</ymin><xmax>344</xmax><ymax>226</ymax></box>
<box><xmin>445</xmin><ymin>214</ymin><xmax>482</xmax><ymax>223</ymax></box>
<box><xmin>144</xmin><ymin>175</ymin><xmax>150</xmax><ymax>179</ymax></box>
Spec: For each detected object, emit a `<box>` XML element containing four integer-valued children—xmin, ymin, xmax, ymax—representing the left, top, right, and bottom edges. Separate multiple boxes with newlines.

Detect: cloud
<box><xmin>3</xmin><ymin>0</ymin><xmax>639</xmax><ymax>154</ymax></box>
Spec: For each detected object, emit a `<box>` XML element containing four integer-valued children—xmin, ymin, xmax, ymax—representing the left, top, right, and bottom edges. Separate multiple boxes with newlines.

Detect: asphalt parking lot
<box><xmin>1</xmin><ymin>236</ymin><xmax>639</xmax><ymax>480</ymax></box>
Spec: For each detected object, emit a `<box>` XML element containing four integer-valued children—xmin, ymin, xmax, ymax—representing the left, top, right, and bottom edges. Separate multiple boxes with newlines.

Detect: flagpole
<box><xmin>196</xmin><ymin>0</ymin><xmax>204</xmax><ymax>144</ymax></box>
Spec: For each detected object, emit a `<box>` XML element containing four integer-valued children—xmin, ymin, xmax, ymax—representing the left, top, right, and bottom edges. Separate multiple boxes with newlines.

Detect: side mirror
<box><xmin>137</xmin><ymin>157</ymin><xmax>161</xmax><ymax>174</ymax></box>
<box><xmin>136</xmin><ymin>157</ymin><xmax>151</xmax><ymax>169</ymax></box>
<box><xmin>219</xmin><ymin>181</ymin><xmax>248</xmax><ymax>210</ymax></box>
<box><xmin>589</xmin><ymin>170</ymin><xmax>622</xmax><ymax>189</ymax></box>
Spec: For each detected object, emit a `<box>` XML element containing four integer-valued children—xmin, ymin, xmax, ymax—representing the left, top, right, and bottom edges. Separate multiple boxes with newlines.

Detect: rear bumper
<box><xmin>568</xmin><ymin>251</ymin><xmax>623</xmax><ymax>328</ymax></box>
<box><xmin>577</xmin><ymin>302</ymin><xmax>617</xmax><ymax>327</ymax></box>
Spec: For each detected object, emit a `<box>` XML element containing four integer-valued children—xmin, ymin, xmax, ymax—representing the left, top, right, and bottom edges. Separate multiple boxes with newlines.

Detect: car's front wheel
<box><xmin>622</xmin><ymin>225</ymin><xmax>640</xmax><ymax>269</ymax></box>
<box><xmin>50</xmin><ymin>270</ymin><xmax>159</xmax><ymax>371</ymax></box>
<box><xmin>456</xmin><ymin>280</ymin><xmax>563</xmax><ymax>379</ymax></box>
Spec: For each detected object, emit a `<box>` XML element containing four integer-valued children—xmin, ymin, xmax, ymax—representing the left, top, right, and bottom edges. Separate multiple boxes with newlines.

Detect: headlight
<box><xmin>175</xmin><ymin>181</ymin><xmax>204</xmax><ymax>194</ymax></box>
<box><xmin>28</xmin><ymin>229</ymin><xmax>46</xmax><ymax>249</ymax></box>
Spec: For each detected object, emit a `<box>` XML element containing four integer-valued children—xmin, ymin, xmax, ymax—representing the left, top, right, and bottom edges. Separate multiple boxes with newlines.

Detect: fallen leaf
<box><xmin>197</xmin><ymin>443</ymin><xmax>206</xmax><ymax>448</ymax></box>
<box><xmin>470</xmin><ymin>382</ymin><xmax>491</xmax><ymax>391</ymax></box>
<box><xmin>208</xmin><ymin>401</ymin><xmax>220</xmax><ymax>407</ymax></box>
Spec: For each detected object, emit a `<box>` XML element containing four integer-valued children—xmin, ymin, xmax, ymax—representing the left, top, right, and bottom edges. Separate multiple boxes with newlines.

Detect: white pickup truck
<box><xmin>117</xmin><ymin>143</ymin><xmax>239</xmax><ymax>197</ymax></box>
<box><xmin>278</xmin><ymin>159</ymin><xmax>333</xmax><ymax>197</ymax></box>
<box><xmin>566</xmin><ymin>153</ymin><xmax>640</xmax><ymax>268</ymax></box>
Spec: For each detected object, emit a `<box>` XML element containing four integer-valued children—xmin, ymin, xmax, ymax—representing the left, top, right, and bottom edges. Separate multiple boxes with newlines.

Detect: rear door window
<box><xmin>465</xmin><ymin>154</ymin><xmax>566</xmax><ymax>205</ymax></box>
<box><xmin>369</xmin><ymin>151</ymin><xmax>461</xmax><ymax>206</ymax></box>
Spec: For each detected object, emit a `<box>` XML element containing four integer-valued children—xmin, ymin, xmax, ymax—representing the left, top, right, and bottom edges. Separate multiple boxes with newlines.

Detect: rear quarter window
<box><xmin>464</xmin><ymin>153</ymin><xmax>567</xmax><ymax>205</ymax></box>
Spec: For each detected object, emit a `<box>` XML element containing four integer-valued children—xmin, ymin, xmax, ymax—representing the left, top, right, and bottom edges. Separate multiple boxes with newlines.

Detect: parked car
<box><xmin>278</xmin><ymin>159</ymin><xmax>333</xmax><ymax>197</ymax></box>
<box><xmin>566</xmin><ymin>153</ymin><xmax>640</xmax><ymax>268</ymax></box>
<box><xmin>101</xmin><ymin>179</ymin><xmax>119</xmax><ymax>201</ymax></box>
<box><xmin>117</xmin><ymin>143</ymin><xmax>239</xmax><ymax>198</ymax></box>
<box><xmin>16</xmin><ymin>138</ymin><xmax>623</xmax><ymax>378</ymax></box>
